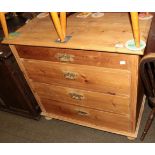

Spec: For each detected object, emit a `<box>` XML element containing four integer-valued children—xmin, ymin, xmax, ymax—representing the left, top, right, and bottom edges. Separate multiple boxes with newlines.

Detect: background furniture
<box><xmin>140</xmin><ymin>54</ymin><xmax>155</xmax><ymax>140</ymax></box>
<box><xmin>138</xmin><ymin>14</ymin><xmax>155</xmax><ymax>140</ymax></box>
<box><xmin>2</xmin><ymin>13</ymin><xmax>153</xmax><ymax>139</ymax></box>
<box><xmin>0</xmin><ymin>14</ymin><xmax>41</xmax><ymax>119</ymax></box>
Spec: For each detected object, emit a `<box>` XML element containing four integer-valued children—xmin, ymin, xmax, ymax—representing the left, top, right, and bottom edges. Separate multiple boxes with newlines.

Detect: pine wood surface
<box><xmin>3</xmin><ymin>13</ymin><xmax>152</xmax><ymax>55</ymax></box>
<box><xmin>21</xmin><ymin>59</ymin><xmax>131</xmax><ymax>96</ymax></box>
<box><xmin>129</xmin><ymin>55</ymin><xmax>140</xmax><ymax>131</ymax></box>
<box><xmin>5</xmin><ymin>12</ymin><xmax>150</xmax><ymax>138</ymax></box>
<box><xmin>42</xmin><ymin>99</ymin><xmax>130</xmax><ymax>132</ymax></box>
<box><xmin>8</xmin><ymin>44</ymin><xmax>145</xmax><ymax>138</ymax></box>
<box><xmin>32</xmin><ymin>82</ymin><xmax>130</xmax><ymax>115</ymax></box>
<box><xmin>41</xmin><ymin>95</ymin><xmax>145</xmax><ymax>138</ymax></box>
<box><xmin>16</xmin><ymin>45</ymin><xmax>132</xmax><ymax>70</ymax></box>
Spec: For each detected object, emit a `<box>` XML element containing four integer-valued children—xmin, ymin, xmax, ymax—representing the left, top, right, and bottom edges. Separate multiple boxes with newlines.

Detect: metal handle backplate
<box><xmin>77</xmin><ymin>110</ymin><xmax>88</xmax><ymax>116</ymax></box>
<box><xmin>55</xmin><ymin>53</ymin><xmax>75</xmax><ymax>62</ymax></box>
<box><xmin>69</xmin><ymin>92</ymin><xmax>84</xmax><ymax>100</ymax></box>
<box><xmin>63</xmin><ymin>71</ymin><xmax>78</xmax><ymax>80</ymax></box>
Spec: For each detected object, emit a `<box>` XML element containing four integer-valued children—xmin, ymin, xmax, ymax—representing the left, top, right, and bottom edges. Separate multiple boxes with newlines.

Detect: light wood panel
<box><xmin>8</xmin><ymin>43</ymin><xmax>145</xmax><ymax>139</ymax></box>
<box><xmin>32</xmin><ymin>82</ymin><xmax>130</xmax><ymax>115</ymax></box>
<box><xmin>42</xmin><ymin>99</ymin><xmax>130</xmax><ymax>132</ymax></box>
<box><xmin>129</xmin><ymin>55</ymin><xmax>140</xmax><ymax>132</ymax></box>
<box><xmin>5</xmin><ymin>13</ymin><xmax>148</xmax><ymax>138</ymax></box>
<box><xmin>16</xmin><ymin>45</ymin><xmax>132</xmax><ymax>70</ymax></box>
<box><xmin>42</xmin><ymin>95</ymin><xmax>145</xmax><ymax>138</ymax></box>
<box><xmin>3</xmin><ymin>13</ymin><xmax>152</xmax><ymax>55</ymax></box>
<box><xmin>21</xmin><ymin>59</ymin><xmax>131</xmax><ymax>96</ymax></box>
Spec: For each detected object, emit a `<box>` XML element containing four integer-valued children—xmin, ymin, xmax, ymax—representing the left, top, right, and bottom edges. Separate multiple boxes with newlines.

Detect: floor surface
<box><xmin>0</xmin><ymin>102</ymin><xmax>154</xmax><ymax>143</ymax></box>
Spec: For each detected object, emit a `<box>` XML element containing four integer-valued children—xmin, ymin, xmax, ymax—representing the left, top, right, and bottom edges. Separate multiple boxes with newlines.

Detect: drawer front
<box><xmin>16</xmin><ymin>45</ymin><xmax>131</xmax><ymax>70</ymax></box>
<box><xmin>22</xmin><ymin>59</ymin><xmax>131</xmax><ymax>96</ymax></box>
<box><xmin>42</xmin><ymin>99</ymin><xmax>130</xmax><ymax>132</ymax></box>
<box><xmin>33</xmin><ymin>82</ymin><xmax>130</xmax><ymax>115</ymax></box>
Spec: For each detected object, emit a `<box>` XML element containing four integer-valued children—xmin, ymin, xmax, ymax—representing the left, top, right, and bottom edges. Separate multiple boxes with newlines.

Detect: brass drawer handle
<box><xmin>55</xmin><ymin>53</ymin><xmax>75</xmax><ymax>62</ymax></box>
<box><xmin>63</xmin><ymin>71</ymin><xmax>78</xmax><ymax>80</ymax></box>
<box><xmin>77</xmin><ymin>110</ymin><xmax>88</xmax><ymax>116</ymax></box>
<box><xmin>69</xmin><ymin>92</ymin><xmax>84</xmax><ymax>100</ymax></box>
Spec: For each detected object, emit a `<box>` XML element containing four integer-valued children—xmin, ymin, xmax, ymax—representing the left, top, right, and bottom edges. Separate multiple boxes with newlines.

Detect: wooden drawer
<box><xmin>16</xmin><ymin>45</ymin><xmax>131</xmax><ymax>70</ymax></box>
<box><xmin>42</xmin><ymin>99</ymin><xmax>130</xmax><ymax>132</ymax></box>
<box><xmin>33</xmin><ymin>82</ymin><xmax>130</xmax><ymax>115</ymax></box>
<box><xmin>22</xmin><ymin>59</ymin><xmax>131</xmax><ymax>96</ymax></box>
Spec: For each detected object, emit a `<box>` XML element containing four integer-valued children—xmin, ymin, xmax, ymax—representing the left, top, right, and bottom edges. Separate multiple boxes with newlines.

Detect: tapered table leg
<box><xmin>0</xmin><ymin>12</ymin><xmax>9</xmax><ymax>37</ymax></box>
<box><xmin>130</xmin><ymin>12</ymin><xmax>140</xmax><ymax>48</ymax></box>
<box><xmin>50</xmin><ymin>12</ymin><xmax>65</xmax><ymax>42</ymax></box>
<box><xmin>60</xmin><ymin>12</ymin><xmax>66</xmax><ymax>37</ymax></box>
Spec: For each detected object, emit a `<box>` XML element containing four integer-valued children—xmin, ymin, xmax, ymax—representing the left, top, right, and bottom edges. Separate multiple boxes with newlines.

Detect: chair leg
<box><xmin>140</xmin><ymin>108</ymin><xmax>155</xmax><ymax>141</ymax></box>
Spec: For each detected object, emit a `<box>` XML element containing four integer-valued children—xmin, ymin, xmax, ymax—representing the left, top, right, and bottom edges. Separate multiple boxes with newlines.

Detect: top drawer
<box><xmin>16</xmin><ymin>45</ymin><xmax>131</xmax><ymax>70</ymax></box>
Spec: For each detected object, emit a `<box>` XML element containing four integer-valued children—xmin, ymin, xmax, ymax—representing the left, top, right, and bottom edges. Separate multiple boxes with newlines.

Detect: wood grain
<box><xmin>32</xmin><ymin>82</ymin><xmax>130</xmax><ymax>115</ymax></box>
<box><xmin>21</xmin><ymin>59</ymin><xmax>131</xmax><ymax>96</ymax></box>
<box><xmin>41</xmin><ymin>95</ymin><xmax>146</xmax><ymax>138</ymax></box>
<box><xmin>129</xmin><ymin>55</ymin><xmax>140</xmax><ymax>132</ymax></box>
<box><xmin>5</xmin><ymin>13</ymin><xmax>150</xmax><ymax>138</ymax></box>
<box><xmin>16</xmin><ymin>45</ymin><xmax>132</xmax><ymax>70</ymax></box>
<box><xmin>3</xmin><ymin>13</ymin><xmax>152</xmax><ymax>55</ymax></box>
<box><xmin>42</xmin><ymin>99</ymin><xmax>130</xmax><ymax>132</ymax></box>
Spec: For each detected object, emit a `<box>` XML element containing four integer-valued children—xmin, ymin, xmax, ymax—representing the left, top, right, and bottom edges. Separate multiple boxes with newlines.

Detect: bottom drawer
<box><xmin>42</xmin><ymin>98</ymin><xmax>130</xmax><ymax>132</ymax></box>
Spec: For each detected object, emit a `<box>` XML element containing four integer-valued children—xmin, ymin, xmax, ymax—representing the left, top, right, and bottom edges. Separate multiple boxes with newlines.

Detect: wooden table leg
<box><xmin>60</xmin><ymin>12</ymin><xmax>66</xmax><ymax>37</ymax></box>
<box><xmin>0</xmin><ymin>12</ymin><xmax>9</xmax><ymax>37</ymax></box>
<box><xmin>50</xmin><ymin>12</ymin><xmax>65</xmax><ymax>42</ymax></box>
<box><xmin>130</xmin><ymin>12</ymin><xmax>140</xmax><ymax>48</ymax></box>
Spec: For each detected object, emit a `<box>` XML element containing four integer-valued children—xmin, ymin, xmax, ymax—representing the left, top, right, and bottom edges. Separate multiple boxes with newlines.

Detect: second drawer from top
<box><xmin>21</xmin><ymin>59</ymin><xmax>131</xmax><ymax>96</ymax></box>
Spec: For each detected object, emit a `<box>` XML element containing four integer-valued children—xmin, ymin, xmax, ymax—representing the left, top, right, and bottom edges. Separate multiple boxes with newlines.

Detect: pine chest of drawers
<box><xmin>3</xmin><ymin>13</ymin><xmax>152</xmax><ymax>139</ymax></box>
<box><xmin>8</xmin><ymin>45</ymin><xmax>144</xmax><ymax>139</ymax></box>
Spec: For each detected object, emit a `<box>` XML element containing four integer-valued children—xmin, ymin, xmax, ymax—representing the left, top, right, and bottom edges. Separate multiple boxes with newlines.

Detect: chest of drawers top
<box><xmin>3</xmin><ymin>13</ymin><xmax>152</xmax><ymax>56</ymax></box>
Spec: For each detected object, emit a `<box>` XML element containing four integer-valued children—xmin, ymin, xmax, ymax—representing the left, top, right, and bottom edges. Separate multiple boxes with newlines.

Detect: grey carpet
<box><xmin>0</xmin><ymin>102</ymin><xmax>154</xmax><ymax>143</ymax></box>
